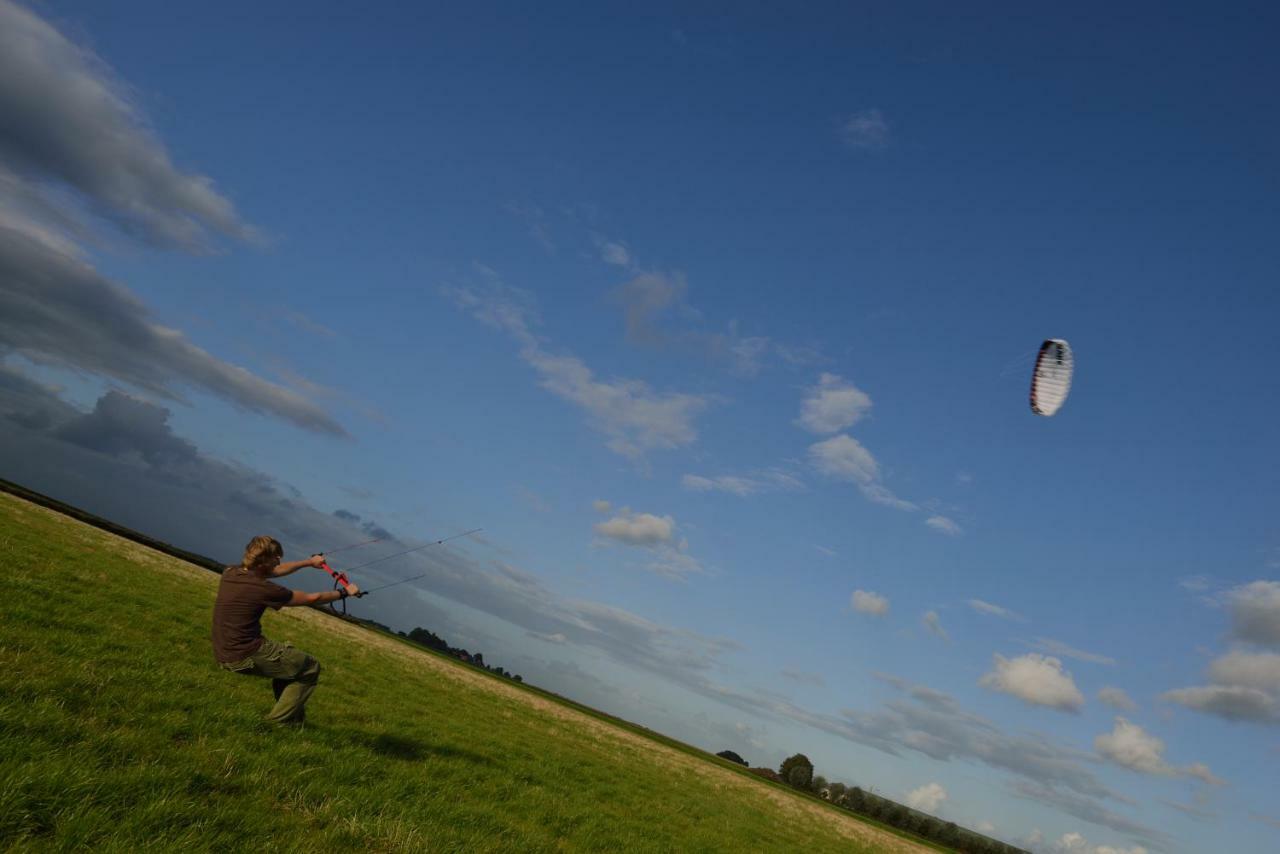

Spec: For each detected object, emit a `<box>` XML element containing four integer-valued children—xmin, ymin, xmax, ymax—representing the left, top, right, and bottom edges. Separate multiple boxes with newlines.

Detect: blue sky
<box><xmin>2</xmin><ymin>1</ymin><xmax>1279</xmax><ymax>850</ymax></box>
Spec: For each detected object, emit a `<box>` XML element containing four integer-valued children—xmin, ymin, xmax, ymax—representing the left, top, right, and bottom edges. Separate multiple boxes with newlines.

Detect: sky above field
<box><xmin>2</xmin><ymin>1</ymin><xmax>1279</xmax><ymax>850</ymax></box>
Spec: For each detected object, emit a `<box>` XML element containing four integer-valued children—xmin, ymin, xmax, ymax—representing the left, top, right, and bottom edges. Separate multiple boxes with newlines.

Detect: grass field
<box><xmin>0</xmin><ymin>490</ymin><xmax>939</xmax><ymax>852</ymax></box>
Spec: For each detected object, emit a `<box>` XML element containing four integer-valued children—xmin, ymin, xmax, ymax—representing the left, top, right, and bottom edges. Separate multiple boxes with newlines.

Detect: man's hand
<box><xmin>308</xmin><ymin>554</ymin><xmax>327</xmax><ymax>568</ymax></box>
<box><xmin>344</xmin><ymin>583</ymin><xmax>362</xmax><ymax>597</ymax></box>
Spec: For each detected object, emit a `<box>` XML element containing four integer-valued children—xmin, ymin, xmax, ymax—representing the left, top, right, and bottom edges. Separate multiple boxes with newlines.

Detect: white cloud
<box><xmin>1161</xmin><ymin>684</ymin><xmax>1279</xmax><ymax>723</ymax></box>
<box><xmin>1049</xmin><ymin>832</ymin><xmax>1147</xmax><ymax>854</ymax></box>
<box><xmin>597</xmin><ymin>238</ymin><xmax>631</xmax><ymax>267</ymax></box>
<box><xmin>1094</xmin><ymin>718</ymin><xmax>1177</xmax><ymax>777</ymax></box>
<box><xmin>595</xmin><ymin>509</ymin><xmax>674</xmax><ymax>546</ymax></box>
<box><xmin>1179</xmin><ymin>575</ymin><xmax>1212</xmax><ymax>592</ymax></box>
<box><xmin>808</xmin><ymin>434</ymin><xmax>916</xmax><ymax>510</ymax></box>
<box><xmin>1207</xmin><ymin>650</ymin><xmax>1280</xmax><ymax>692</ymax></box>
<box><xmin>923</xmin><ymin>610</ymin><xmax>950</xmax><ymax>642</ymax></box>
<box><xmin>681</xmin><ymin>469</ymin><xmax>804</xmax><ymax>497</ymax></box>
<box><xmin>968</xmin><ymin>599</ymin><xmax>1024</xmax><ymax>621</ymax></box>
<box><xmin>977</xmin><ymin>820</ymin><xmax>996</xmax><ymax>834</ymax></box>
<box><xmin>1163</xmin><ymin>649</ymin><xmax>1280</xmax><ymax>725</ymax></box>
<box><xmin>980</xmin><ymin>653</ymin><xmax>1085</xmax><ymax>713</ymax></box>
<box><xmin>840</xmin><ymin>109</ymin><xmax>890</xmax><ymax>150</ymax></box>
<box><xmin>1025</xmin><ymin>637</ymin><xmax>1116</xmax><ymax>666</ymax></box>
<box><xmin>797</xmin><ymin>373</ymin><xmax>872</xmax><ymax>434</ymax></box>
<box><xmin>1097</xmin><ymin>687</ymin><xmax>1138</xmax><ymax>712</ymax></box>
<box><xmin>592</xmin><ymin>499</ymin><xmax>611</xmax><ymax>513</ymax></box>
<box><xmin>852</xmin><ymin>590</ymin><xmax>889</xmax><ymax>616</ymax></box>
<box><xmin>925</xmin><ymin>515</ymin><xmax>962</xmax><ymax>536</ymax></box>
<box><xmin>449</xmin><ymin>281</ymin><xmax>713</xmax><ymax>461</ymax></box>
<box><xmin>814</xmin><ymin>545</ymin><xmax>837</xmax><ymax>558</ymax></box>
<box><xmin>905</xmin><ymin>782</ymin><xmax>947</xmax><ymax>813</ymax></box>
<box><xmin>1227</xmin><ymin>580</ymin><xmax>1280</xmax><ymax>647</ymax></box>
<box><xmin>781</xmin><ymin>669</ymin><xmax>826</xmax><ymax>687</ymax></box>
<box><xmin>809</xmin><ymin>433</ymin><xmax>877</xmax><ymax>484</ymax></box>
<box><xmin>592</xmin><ymin>507</ymin><xmax>703</xmax><ymax>580</ymax></box>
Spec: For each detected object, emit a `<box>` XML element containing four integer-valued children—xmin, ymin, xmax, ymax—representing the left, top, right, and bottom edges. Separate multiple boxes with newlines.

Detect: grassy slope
<box><xmin>0</xmin><ymin>491</ymin><xmax>938</xmax><ymax>853</ymax></box>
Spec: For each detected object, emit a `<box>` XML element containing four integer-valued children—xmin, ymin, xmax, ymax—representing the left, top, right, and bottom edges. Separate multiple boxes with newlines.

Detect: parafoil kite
<box><xmin>1030</xmin><ymin>339</ymin><xmax>1073</xmax><ymax>416</ymax></box>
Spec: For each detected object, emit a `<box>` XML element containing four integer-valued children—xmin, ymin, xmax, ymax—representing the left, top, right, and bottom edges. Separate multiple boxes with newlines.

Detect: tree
<box><xmin>812</xmin><ymin>774</ymin><xmax>829</xmax><ymax>796</ymax></box>
<box><xmin>778</xmin><ymin>753</ymin><xmax>814</xmax><ymax>789</ymax></box>
<box><xmin>826</xmin><ymin>781</ymin><xmax>847</xmax><ymax>803</ymax></box>
<box><xmin>716</xmin><ymin>750</ymin><xmax>748</xmax><ymax>766</ymax></box>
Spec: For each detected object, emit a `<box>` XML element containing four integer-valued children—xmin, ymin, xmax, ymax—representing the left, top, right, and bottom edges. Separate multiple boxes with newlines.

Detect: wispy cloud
<box><xmin>922</xmin><ymin>610</ymin><xmax>950</xmax><ymax>642</ymax></box>
<box><xmin>611</xmin><ymin>269</ymin><xmax>815</xmax><ymax>376</ymax></box>
<box><xmin>968</xmin><ymin>599</ymin><xmax>1025</xmax><ymax>621</ymax></box>
<box><xmin>781</xmin><ymin>669</ymin><xmax>826</xmax><ymax>688</ymax></box>
<box><xmin>840</xmin><ymin>108</ymin><xmax>890</xmax><ymax>151</ymax></box>
<box><xmin>503</xmin><ymin>201</ymin><xmax>555</xmax><ymax>252</ymax></box>
<box><xmin>925</xmin><ymin>515</ymin><xmax>962</xmax><ymax>536</ymax></box>
<box><xmin>1025</xmin><ymin>637</ymin><xmax>1116</xmax><ymax>666</ymax></box>
<box><xmin>448</xmin><ymin>279</ymin><xmax>713</xmax><ymax>461</ymax></box>
<box><xmin>1097</xmin><ymin>687</ymin><xmax>1138</xmax><ymax>712</ymax></box>
<box><xmin>591</xmin><ymin>233</ymin><xmax>633</xmax><ymax>268</ymax></box>
<box><xmin>808</xmin><ymin>433</ymin><xmax>916</xmax><ymax>511</ymax></box>
<box><xmin>681</xmin><ymin>468</ymin><xmax>804</xmax><ymax>497</ymax></box>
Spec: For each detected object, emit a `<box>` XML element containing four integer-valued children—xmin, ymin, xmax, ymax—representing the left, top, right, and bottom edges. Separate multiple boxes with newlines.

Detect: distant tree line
<box><xmin>398</xmin><ymin>626</ymin><xmax>523</xmax><ymax>683</ymax></box>
<box><xmin>718</xmin><ymin>750</ymin><xmax>1027</xmax><ymax>854</ymax></box>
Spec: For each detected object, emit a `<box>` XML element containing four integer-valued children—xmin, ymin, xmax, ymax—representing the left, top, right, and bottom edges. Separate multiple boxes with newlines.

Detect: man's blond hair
<box><xmin>240</xmin><ymin>535</ymin><xmax>283</xmax><ymax>571</ymax></box>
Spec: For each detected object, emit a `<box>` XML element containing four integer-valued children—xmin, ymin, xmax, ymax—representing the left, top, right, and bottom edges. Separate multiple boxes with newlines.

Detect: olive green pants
<box><xmin>221</xmin><ymin>638</ymin><xmax>321</xmax><ymax>725</ymax></box>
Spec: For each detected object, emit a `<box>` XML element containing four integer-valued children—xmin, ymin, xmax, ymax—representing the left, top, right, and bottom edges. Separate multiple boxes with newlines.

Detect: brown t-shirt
<box><xmin>211</xmin><ymin>567</ymin><xmax>293</xmax><ymax>663</ymax></box>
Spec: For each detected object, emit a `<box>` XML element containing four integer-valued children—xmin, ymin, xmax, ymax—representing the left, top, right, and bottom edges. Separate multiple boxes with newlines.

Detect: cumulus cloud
<box><xmin>905</xmin><ymin>782</ymin><xmax>947</xmax><ymax>813</ymax></box>
<box><xmin>592</xmin><ymin>507</ymin><xmax>702</xmax><ymax>579</ymax></box>
<box><xmin>1162</xmin><ymin>684</ymin><xmax>1279</xmax><ymax>723</ymax></box>
<box><xmin>1163</xmin><ymin>649</ymin><xmax>1280</xmax><ymax>724</ymax></box>
<box><xmin>809</xmin><ymin>433</ymin><xmax>877</xmax><ymax>483</ymax></box>
<box><xmin>1097</xmin><ymin>687</ymin><xmax>1138</xmax><ymax>712</ymax></box>
<box><xmin>968</xmin><ymin>599</ymin><xmax>1024</xmax><ymax>621</ymax></box>
<box><xmin>53</xmin><ymin>390</ymin><xmax>196</xmax><ymax>466</ymax></box>
<box><xmin>922</xmin><ymin>611</ymin><xmax>950</xmax><ymax>642</ymax></box>
<box><xmin>808</xmin><ymin>433</ymin><xmax>916</xmax><ymax>510</ymax></box>
<box><xmin>980</xmin><ymin>653</ymin><xmax>1085</xmax><ymax>713</ymax></box>
<box><xmin>1226</xmin><ymin>581</ymin><xmax>1280</xmax><ymax>647</ymax></box>
<box><xmin>681</xmin><ymin>469</ymin><xmax>804</xmax><ymax>497</ymax></box>
<box><xmin>1207</xmin><ymin>650</ymin><xmax>1280</xmax><ymax>692</ymax></box>
<box><xmin>840</xmin><ymin>109</ymin><xmax>890</xmax><ymax>150</ymax></box>
<box><xmin>796</xmin><ymin>373</ymin><xmax>872</xmax><ymax>434</ymax></box>
<box><xmin>592</xmin><ymin>499</ymin><xmax>612</xmax><ymax>513</ymax></box>
<box><xmin>1094</xmin><ymin>718</ymin><xmax>1222</xmax><ymax>784</ymax></box>
<box><xmin>0</xmin><ymin>0</ymin><xmax>257</xmax><ymax>250</ymax></box>
<box><xmin>595</xmin><ymin>509</ymin><xmax>675</xmax><ymax>546</ymax></box>
<box><xmin>852</xmin><ymin>589</ymin><xmax>889</xmax><ymax>616</ymax></box>
<box><xmin>925</xmin><ymin>515</ymin><xmax>962</xmax><ymax>536</ymax></box>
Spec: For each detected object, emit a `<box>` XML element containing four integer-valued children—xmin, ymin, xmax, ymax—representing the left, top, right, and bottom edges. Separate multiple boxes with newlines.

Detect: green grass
<box><xmin>0</xmin><ymin>491</ymin><xmax>935</xmax><ymax>852</ymax></box>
